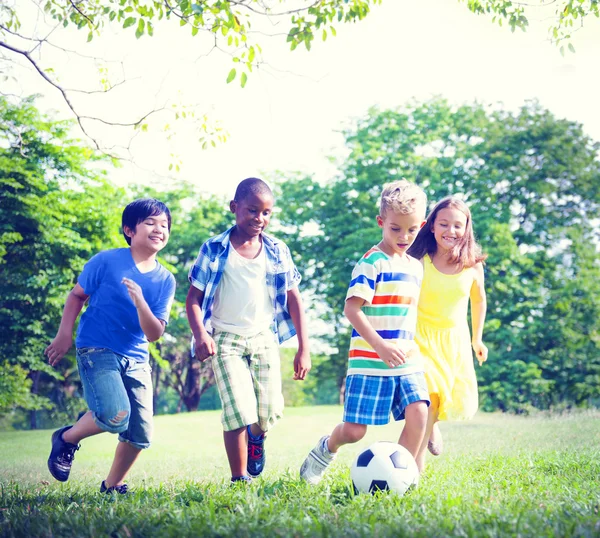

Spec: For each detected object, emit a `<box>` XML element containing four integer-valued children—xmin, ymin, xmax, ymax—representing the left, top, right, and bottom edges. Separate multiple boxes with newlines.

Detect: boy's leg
<box><xmin>224</xmin><ymin>426</ymin><xmax>249</xmax><ymax>479</ymax></box>
<box><xmin>105</xmin><ymin>359</ymin><xmax>153</xmax><ymax>489</ymax></box>
<box><xmin>62</xmin><ymin>411</ymin><xmax>104</xmax><ymax>444</ymax></box>
<box><xmin>398</xmin><ymin>401</ymin><xmax>428</xmax><ymax>458</ymax></box>
<box><xmin>328</xmin><ymin>422</ymin><xmax>368</xmax><ymax>453</ymax></box>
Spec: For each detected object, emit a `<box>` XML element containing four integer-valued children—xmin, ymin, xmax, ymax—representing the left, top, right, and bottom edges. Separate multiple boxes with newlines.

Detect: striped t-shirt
<box><xmin>345</xmin><ymin>246</ymin><xmax>423</xmax><ymax>377</ymax></box>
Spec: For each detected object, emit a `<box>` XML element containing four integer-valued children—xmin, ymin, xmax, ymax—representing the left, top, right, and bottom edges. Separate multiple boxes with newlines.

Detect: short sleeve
<box><xmin>77</xmin><ymin>252</ymin><xmax>106</xmax><ymax>295</ymax></box>
<box><xmin>153</xmin><ymin>273</ymin><xmax>176</xmax><ymax>324</ymax></box>
<box><xmin>188</xmin><ymin>241</ymin><xmax>212</xmax><ymax>292</ymax></box>
<box><xmin>282</xmin><ymin>243</ymin><xmax>301</xmax><ymax>290</ymax></box>
<box><xmin>346</xmin><ymin>258</ymin><xmax>378</xmax><ymax>305</ymax></box>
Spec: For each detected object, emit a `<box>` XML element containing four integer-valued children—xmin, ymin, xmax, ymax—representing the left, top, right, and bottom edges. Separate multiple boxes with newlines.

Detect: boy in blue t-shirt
<box><xmin>45</xmin><ymin>198</ymin><xmax>176</xmax><ymax>494</ymax></box>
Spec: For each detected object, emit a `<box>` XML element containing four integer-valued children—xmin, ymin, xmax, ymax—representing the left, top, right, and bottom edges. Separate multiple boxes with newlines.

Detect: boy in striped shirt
<box><xmin>300</xmin><ymin>179</ymin><xmax>430</xmax><ymax>484</ymax></box>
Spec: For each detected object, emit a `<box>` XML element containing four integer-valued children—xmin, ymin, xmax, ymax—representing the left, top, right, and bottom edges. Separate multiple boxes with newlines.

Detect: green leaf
<box><xmin>123</xmin><ymin>17</ymin><xmax>136</xmax><ymax>29</ymax></box>
<box><xmin>135</xmin><ymin>18</ymin><xmax>145</xmax><ymax>39</ymax></box>
<box><xmin>226</xmin><ymin>68</ymin><xmax>236</xmax><ymax>83</ymax></box>
<box><xmin>87</xmin><ymin>31</ymin><xmax>93</xmax><ymax>42</ymax></box>
<box><xmin>568</xmin><ymin>42</ymin><xmax>576</xmax><ymax>53</ymax></box>
<box><xmin>240</xmin><ymin>72</ymin><xmax>248</xmax><ymax>88</ymax></box>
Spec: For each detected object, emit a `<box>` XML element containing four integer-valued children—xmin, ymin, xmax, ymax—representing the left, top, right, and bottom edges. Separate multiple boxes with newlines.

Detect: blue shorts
<box><xmin>77</xmin><ymin>347</ymin><xmax>153</xmax><ymax>449</ymax></box>
<box><xmin>343</xmin><ymin>373</ymin><xmax>430</xmax><ymax>425</ymax></box>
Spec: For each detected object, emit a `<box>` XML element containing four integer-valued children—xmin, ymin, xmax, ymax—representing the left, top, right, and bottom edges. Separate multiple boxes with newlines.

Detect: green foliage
<box><xmin>275</xmin><ymin>98</ymin><xmax>600</xmax><ymax>411</ymax></box>
<box><xmin>1</xmin><ymin>409</ymin><xmax>599</xmax><ymax>537</ymax></box>
<box><xmin>0</xmin><ymin>95</ymin><xmax>125</xmax><ymax>418</ymax></box>
<box><xmin>461</xmin><ymin>0</ymin><xmax>600</xmax><ymax>50</ymax></box>
<box><xmin>34</xmin><ymin>0</ymin><xmax>380</xmax><ymax>87</ymax></box>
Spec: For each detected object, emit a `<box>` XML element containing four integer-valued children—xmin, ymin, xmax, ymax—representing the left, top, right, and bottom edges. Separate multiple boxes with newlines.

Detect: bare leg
<box><xmin>327</xmin><ymin>422</ymin><xmax>367</xmax><ymax>453</ymax></box>
<box><xmin>398</xmin><ymin>401</ymin><xmax>428</xmax><ymax>458</ymax></box>
<box><xmin>224</xmin><ymin>427</ymin><xmax>248</xmax><ymax>477</ymax></box>
<box><xmin>415</xmin><ymin>396</ymin><xmax>439</xmax><ymax>472</ymax></box>
<box><xmin>104</xmin><ymin>441</ymin><xmax>142</xmax><ymax>487</ymax></box>
<box><xmin>428</xmin><ymin>422</ymin><xmax>443</xmax><ymax>455</ymax></box>
<box><xmin>62</xmin><ymin>411</ymin><xmax>104</xmax><ymax>445</ymax></box>
<box><xmin>249</xmin><ymin>423</ymin><xmax>265</xmax><ymax>438</ymax></box>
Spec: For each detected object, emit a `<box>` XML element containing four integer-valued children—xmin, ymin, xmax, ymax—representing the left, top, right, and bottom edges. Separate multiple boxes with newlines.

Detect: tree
<box><xmin>0</xmin><ymin>95</ymin><xmax>125</xmax><ymax>424</ymax></box>
<box><xmin>462</xmin><ymin>0</ymin><xmax>599</xmax><ymax>52</ymax></box>
<box><xmin>0</xmin><ymin>1</ymin><xmax>380</xmax><ymax>155</ymax></box>
<box><xmin>276</xmin><ymin>98</ymin><xmax>600</xmax><ymax>411</ymax></box>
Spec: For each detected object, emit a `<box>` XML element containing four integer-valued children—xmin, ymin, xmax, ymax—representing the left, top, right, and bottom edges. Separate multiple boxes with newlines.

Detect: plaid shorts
<box><xmin>343</xmin><ymin>372</ymin><xmax>430</xmax><ymax>425</ymax></box>
<box><xmin>211</xmin><ymin>329</ymin><xmax>284</xmax><ymax>432</ymax></box>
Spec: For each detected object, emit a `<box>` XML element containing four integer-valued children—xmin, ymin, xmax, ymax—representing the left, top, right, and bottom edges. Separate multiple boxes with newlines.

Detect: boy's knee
<box><xmin>344</xmin><ymin>423</ymin><xmax>367</xmax><ymax>443</ymax></box>
<box><xmin>406</xmin><ymin>401</ymin><xmax>428</xmax><ymax>425</ymax></box>
<box><xmin>96</xmin><ymin>409</ymin><xmax>129</xmax><ymax>433</ymax></box>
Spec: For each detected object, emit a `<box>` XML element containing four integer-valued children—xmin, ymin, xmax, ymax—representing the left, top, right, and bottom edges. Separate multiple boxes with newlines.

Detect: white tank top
<box><xmin>210</xmin><ymin>244</ymin><xmax>274</xmax><ymax>337</ymax></box>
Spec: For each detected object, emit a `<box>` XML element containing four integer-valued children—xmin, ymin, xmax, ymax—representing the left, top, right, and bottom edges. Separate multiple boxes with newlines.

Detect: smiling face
<box><xmin>230</xmin><ymin>191</ymin><xmax>274</xmax><ymax>241</ymax></box>
<box><xmin>124</xmin><ymin>212</ymin><xmax>170</xmax><ymax>254</ymax></box>
<box><xmin>431</xmin><ymin>206</ymin><xmax>468</xmax><ymax>252</ymax></box>
<box><xmin>377</xmin><ymin>209</ymin><xmax>425</xmax><ymax>257</ymax></box>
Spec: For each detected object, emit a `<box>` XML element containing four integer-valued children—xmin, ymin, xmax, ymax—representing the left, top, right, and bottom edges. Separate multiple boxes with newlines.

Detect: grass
<box><xmin>1</xmin><ymin>406</ymin><xmax>600</xmax><ymax>537</ymax></box>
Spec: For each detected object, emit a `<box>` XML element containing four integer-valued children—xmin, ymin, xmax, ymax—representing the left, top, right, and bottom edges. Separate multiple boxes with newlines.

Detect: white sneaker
<box><xmin>300</xmin><ymin>435</ymin><xmax>336</xmax><ymax>485</ymax></box>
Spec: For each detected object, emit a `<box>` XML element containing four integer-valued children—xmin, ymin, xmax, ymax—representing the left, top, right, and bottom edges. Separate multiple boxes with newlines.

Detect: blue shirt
<box><xmin>76</xmin><ymin>248</ymin><xmax>176</xmax><ymax>362</ymax></box>
<box><xmin>188</xmin><ymin>227</ymin><xmax>301</xmax><ymax>344</ymax></box>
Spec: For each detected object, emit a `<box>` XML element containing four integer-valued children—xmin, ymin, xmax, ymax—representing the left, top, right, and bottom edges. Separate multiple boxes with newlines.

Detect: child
<box><xmin>300</xmin><ymin>179</ymin><xmax>430</xmax><ymax>484</ymax></box>
<box><xmin>407</xmin><ymin>196</ymin><xmax>488</xmax><ymax>471</ymax></box>
<box><xmin>45</xmin><ymin>198</ymin><xmax>176</xmax><ymax>493</ymax></box>
<box><xmin>186</xmin><ymin>177</ymin><xmax>311</xmax><ymax>484</ymax></box>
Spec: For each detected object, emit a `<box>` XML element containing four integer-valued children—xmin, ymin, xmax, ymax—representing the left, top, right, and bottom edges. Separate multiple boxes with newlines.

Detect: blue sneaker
<box><xmin>100</xmin><ymin>481</ymin><xmax>129</xmax><ymax>494</ymax></box>
<box><xmin>230</xmin><ymin>475</ymin><xmax>253</xmax><ymax>486</ymax></box>
<box><xmin>246</xmin><ymin>426</ymin><xmax>265</xmax><ymax>478</ymax></box>
<box><xmin>48</xmin><ymin>425</ymin><xmax>79</xmax><ymax>482</ymax></box>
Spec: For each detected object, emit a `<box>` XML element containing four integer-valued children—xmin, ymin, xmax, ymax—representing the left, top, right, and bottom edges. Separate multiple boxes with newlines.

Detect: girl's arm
<box><xmin>470</xmin><ymin>263</ymin><xmax>488</xmax><ymax>365</ymax></box>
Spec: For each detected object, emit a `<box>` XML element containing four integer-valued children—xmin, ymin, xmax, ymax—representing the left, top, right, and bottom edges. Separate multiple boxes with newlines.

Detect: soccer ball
<box><xmin>350</xmin><ymin>441</ymin><xmax>419</xmax><ymax>495</ymax></box>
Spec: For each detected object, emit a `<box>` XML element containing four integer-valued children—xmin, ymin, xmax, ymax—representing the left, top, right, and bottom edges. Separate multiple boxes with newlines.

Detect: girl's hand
<box><xmin>122</xmin><ymin>277</ymin><xmax>146</xmax><ymax>309</ymax></box>
<box><xmin>472</xmin><ymin>340</ymin><xmax>488</xmax><ymax>366</ymax></box>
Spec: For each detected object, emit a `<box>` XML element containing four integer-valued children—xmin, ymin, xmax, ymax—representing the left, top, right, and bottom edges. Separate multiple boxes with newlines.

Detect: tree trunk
<box><xmin>29</xmin><ymin>371</ymin><xmax>40</xmax><ymax>429</ymax></box>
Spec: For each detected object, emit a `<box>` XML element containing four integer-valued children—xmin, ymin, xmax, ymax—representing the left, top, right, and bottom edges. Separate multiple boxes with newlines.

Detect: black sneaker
<box><xmin>247</xmin><ymin>426</ymin><xmax>266</xmax><ymax>478</ymax></box>
<box><xmin>48</xmin><ymin>425</ymin><xmax>79</xmax><ymax>482</ymax></box>
<box><xmin>100</xmin><ymin>481</ymin><xmax>129</xmax><ymax>494</ymax></box>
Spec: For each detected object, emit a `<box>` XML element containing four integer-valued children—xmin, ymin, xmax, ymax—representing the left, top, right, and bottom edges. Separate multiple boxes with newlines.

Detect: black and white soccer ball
<box><xmin>350</xmin><ymin>441</ymin><xmax>419</xmax><ymax>495</ymax></box>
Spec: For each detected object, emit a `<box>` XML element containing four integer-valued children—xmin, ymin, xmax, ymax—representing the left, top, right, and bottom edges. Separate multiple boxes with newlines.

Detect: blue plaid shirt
<box><xmin>188</xmin><ymin>227</ymin><xmax>302</xmax><ymax>344</ymax></box>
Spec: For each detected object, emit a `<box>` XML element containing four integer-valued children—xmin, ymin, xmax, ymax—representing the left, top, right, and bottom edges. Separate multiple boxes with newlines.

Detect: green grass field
<box><xmin>1</xmin><ymin>406</ymin><xmax>599</xmax><ymax>537</ymax></box>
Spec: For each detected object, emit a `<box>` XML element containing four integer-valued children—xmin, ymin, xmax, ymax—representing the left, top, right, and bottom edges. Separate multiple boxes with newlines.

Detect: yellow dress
<box><xmin>415</xmin><ymin>255</ymin><xmax>479</xmax><ymax>421</ymax></box>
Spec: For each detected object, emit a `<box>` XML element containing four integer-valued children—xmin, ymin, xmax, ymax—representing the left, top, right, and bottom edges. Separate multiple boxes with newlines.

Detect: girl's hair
<box><xmin>122</xmin><ymin>198</ymin><xmax>171</xmax><ymax>245</ymax></box>
<box><xmin>407</xmin><ymin>196</ymin><xmax>486</xmax><ymax>268</ymax></box>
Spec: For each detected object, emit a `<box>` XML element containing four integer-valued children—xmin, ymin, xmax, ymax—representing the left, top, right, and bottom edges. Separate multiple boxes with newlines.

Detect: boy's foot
<box><xmin>247</xmin><ymin>426</ymin><xmax>266</xmax><ymax>478</ymax></box>
<box><xmin>230</xmin><ymin>475</ymin><xmax>253</xmax><ymax>485</ymax></box>
<box><xmin>427</xmin><ymin>423</ymin><xmax>443</xmax><ymax>456</ymax></box>
<box><xmin>100</xmin><ymin>480</ymin><xmax>129</xmax><ymax>494</ymax></box>
<box><xmin>48</xmin><ymin>425</ymin><xmax>79</xmax><ymax>482</ymax></box>
<box><xmin>300</xmin><ymin>435</ymin><xmax>336</xmax><ymax>485</ymax></box>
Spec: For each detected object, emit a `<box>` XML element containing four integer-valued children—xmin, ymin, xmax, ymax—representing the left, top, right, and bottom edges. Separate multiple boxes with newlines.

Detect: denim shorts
<box><xmin>77</xmin><ymin>347</ymin><xmax>153</xmax><ymax>449</ymax></box>
<box><xmin>343</xmin><ymin>372</ymin><xmax>430</xmax><ymax>425</ymax></box>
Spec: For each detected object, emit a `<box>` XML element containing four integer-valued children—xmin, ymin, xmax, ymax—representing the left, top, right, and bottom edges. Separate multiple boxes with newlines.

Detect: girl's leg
<box><xmin>398</xmin><ymin>401</ymin><xmax>428</xmax><ymax>458</ymax></box>
<box><xmin>104</xmin><ymin>441</ymin><xmax>142</xmax><ymax>487</ymax></box>
<box><xmin>327</xmin><ymin>422</ymin><xmax>368</xmax><ymax>453</ymax></box>
<box><xmin>428</xmin><ymin>422</ymin><xmax>443</xmax><ymax>455</ymax></box>
<box><xmin>224</xmin><ymin>426</ymin><xmax>248</xmax><ymax>478</ymax></box>
<box><xmin>415</xmin><ymin>395</ymin><xmax>439</xmax><ymax>472</ymax></box>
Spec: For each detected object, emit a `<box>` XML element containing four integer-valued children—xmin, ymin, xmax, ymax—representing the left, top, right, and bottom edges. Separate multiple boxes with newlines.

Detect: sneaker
<box><xmin>230</xmin><ymin>475</ymin><xmax>253</xmax><ymax>485</ymax></box>
<box><xmin>246</xmin><ymin>425</ymin><xmax>266</xmax><ymax>478</ymax></box>
<box><xmin>48</xmin><ymin>425</ymin><xmax>79</xmax><ymax>482</ymax></box>
<box><xmin>300</xmin><ymin>435</ymin><xmax>336</xmax><ymax>485</ymax></box>
<box><xmin>100</xmin><ymin>481</ymin><xmax>129</xmax><ymax>494</ymax></box>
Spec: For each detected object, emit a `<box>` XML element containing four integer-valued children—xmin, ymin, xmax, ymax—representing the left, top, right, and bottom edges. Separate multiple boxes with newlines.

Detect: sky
<box><xmin>7</xmin><ymin>0</ymin><xmax>600</xmax><ymax>200</ymax></box>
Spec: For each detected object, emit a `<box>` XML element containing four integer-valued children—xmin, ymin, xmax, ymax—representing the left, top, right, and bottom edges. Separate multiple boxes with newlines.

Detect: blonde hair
<box><xmin>379</xmin><ymin>179</ymin><xmax>427</xmax><ymax>217</ymax></box>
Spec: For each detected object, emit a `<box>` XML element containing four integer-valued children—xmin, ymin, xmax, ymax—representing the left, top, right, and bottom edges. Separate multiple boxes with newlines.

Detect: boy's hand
<box><xmin>45</xmin><ymin>333</ymin><xmax>73</xmax><ymax>367</ymax></box>
<box><xmin>293</xmin><ymin>349</ymin><xmax>311</xmax><ymax>381</ymax></box>
<box><xmin>122</xmin><ymin>277</ymin><xmax>146</xmax><ymax>309</ymax></box>
<box><xmin>194</xmin><ymin>335</ymin><xmax>217</xmax><ymax>362</ymax></box>
<box><xmin>375</xmin><ymin>341</ymin><xmax>407</xmax><ymax>369</ymax></box>
<box><xmin>472</xmin><ymin>340</ymin><xmax>488</xmax><ymax>366</ymax></box>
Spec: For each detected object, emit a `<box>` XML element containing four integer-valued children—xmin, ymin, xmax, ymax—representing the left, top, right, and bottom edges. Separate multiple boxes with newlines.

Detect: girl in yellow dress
<box><xmin>407</xmin><ymin>196</ymin><xmax>488</xmax><ymax>471</ymax></box>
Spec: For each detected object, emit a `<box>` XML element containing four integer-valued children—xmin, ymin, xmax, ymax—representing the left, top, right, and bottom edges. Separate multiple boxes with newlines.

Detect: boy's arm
<box><xmin>185</xmin><ymin>284</ymin><xmax>216</xmax><ymax>361</ymax></box>
<box><xmin>122</xmin><ymin>277</ymin><xmax>166</xmax><ymax>342</ymax></box>
<box><xmin>45</xmin><ymin>283</ymin><xmax>89</xmax><ymax>367</ymax></box>
<box><xmin>344</xmin><ymin>296</ymin><xmax>407</xmax><ymax>368</ymax></box>
<box><xmin>470</xmin><ymin>263</ymin><xmax>488</xmax><ymax>366</ymax></box>
<box><xmin>286</xmin><ymin>286</ymin><xmax>311</xmax><ymax>381</ymax></box>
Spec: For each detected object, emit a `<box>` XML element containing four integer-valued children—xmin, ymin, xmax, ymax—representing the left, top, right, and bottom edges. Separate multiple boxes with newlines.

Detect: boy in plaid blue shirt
<box><xmin>186</xmin><ymin>177</ymin><xmax>311</xmax><ymax>483</ymax></box>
